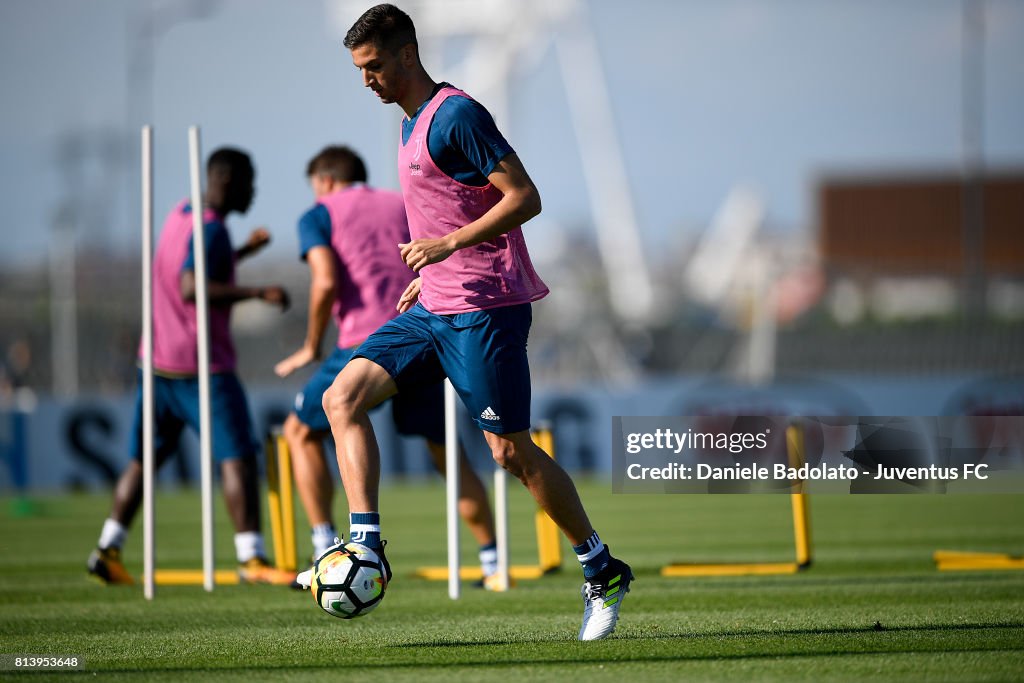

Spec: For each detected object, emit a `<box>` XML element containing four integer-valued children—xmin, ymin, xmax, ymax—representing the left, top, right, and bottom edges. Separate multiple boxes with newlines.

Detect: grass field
<box><xmin>1</xmin><ymin>480</ymin><xmax>1023</xmax><ymax>681</ymax></box>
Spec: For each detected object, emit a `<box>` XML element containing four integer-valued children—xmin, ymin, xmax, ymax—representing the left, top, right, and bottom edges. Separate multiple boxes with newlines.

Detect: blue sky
<box><xmin>1</xmin><ymin>0</ymin><xmax>1022</xmax><ymax>267</ymax></box>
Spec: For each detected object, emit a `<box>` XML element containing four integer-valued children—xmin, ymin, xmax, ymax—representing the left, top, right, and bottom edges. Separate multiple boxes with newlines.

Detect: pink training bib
<box><xmin>317</xmin><ymin>185</ymin><xmax>415</xmax><ymax>348</ymax></box>
<box><xmin>144</xmin><ymin>200</ymin><xmax>236</xmax><ymax>374</ymax></box>
<box><xmin>397</xmin><ymin>86</ymin><xmax>548</xmax><ymax>314</ymax></box>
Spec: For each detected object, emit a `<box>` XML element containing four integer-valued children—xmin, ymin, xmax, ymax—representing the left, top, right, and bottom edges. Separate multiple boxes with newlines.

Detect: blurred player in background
<box><xmin>274</xmin><ymin>145</ymin><xmax>502</xmax><ymax>586</ymax></box>
<box><xmin>314</xmin><ymin>4</ymin><xmax>633</xmax><ymax>640</ymax></box>
<box><xmin>88</xmin><ymin>148</ymin><xmax>295</xmax><ymax>585</ymax></box>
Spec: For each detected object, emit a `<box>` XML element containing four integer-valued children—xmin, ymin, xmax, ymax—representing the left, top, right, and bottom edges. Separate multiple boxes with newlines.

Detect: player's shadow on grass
<box><xmin>392</xmin><ymin>619</ymin><xmax>1024</xmax><ymax>648</ymax></box>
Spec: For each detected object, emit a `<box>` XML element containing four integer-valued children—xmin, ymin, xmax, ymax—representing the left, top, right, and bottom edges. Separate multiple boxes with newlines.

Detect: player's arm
<box><xmin>181</xmin><ymin>224</ymin><xmax>289</xmax><ymax>309</ymax></box>
<box><xmin>180</xmin><ymin>271</ymin><xmax>289</xmax><ymax>309</ymax></box>
<box><xmin>274</xmin><ymin>246</ymin><xmax>336</xmax><ymax>377</ymax></box>
<box><xmin>399</xmin><ymin>153</ymin><xmax>540</xmax><ymax>271</ymax></box>
<box><xmin>234</xmin><ymin>227</ymin><xmax>271</xmax><ymax>261</ymax></box>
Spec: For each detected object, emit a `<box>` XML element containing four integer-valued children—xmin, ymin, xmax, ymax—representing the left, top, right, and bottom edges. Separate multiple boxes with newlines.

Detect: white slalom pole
<box><xmin>444</xmin><ymin>379</ymin><xmax>460</xmax><ymax>599</ymax></box>
<box><xmin>188</xmin><ymin>126</ymin><xmax>215</xmax><ymax>592</ymax></box>
<box><xmin>141</xmin><ymin>125</ymin><xmax>156</xmax><ymax>601</ymax></box>
<box><xmin>494</xmin><ymin>466</ymin><xmax>509</xmax><ymax>591</ymax></box>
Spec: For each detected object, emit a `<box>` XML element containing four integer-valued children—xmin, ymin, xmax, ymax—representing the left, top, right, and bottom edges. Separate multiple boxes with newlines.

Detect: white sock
<box><xmin>479</xmin><ymin>544</ymin><xmax>498</xmax><ymax>578</ymax></box>
<box><xmin>98</xmin><ymin>518</ymin><xmax>128</xmax><ymax>550</ymax></box>
<box><xmin>234</xmin><ymin>531</ymin><xmax>266</xmax><ymax>563</ymax></box>
<box><xmin>312</xmin><ymin>523</ymin><xmax>338</xmax><ymax>559</ymax></box>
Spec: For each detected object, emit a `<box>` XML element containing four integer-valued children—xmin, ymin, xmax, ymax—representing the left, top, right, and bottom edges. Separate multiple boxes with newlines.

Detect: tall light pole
<box><xmin>49</xmin><ymin>204</ymin><xmax>78</xmax><ymax>397</ymax></box>
<box><xmin>961</xmin><ymin>0</ymin><xmax>986</xmax><ymax>317</ymax></box>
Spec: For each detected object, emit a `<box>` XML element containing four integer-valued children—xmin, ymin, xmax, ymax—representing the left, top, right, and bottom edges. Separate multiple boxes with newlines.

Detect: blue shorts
<box><xmin>130</xmin><ymin>370</ymin><xmax>258</xmax><ymax>463</ymax></box>
<box><xmin>353</xmin><ymin>302</ymin><xmax>533</xmax><ymax>434</ymax></box>
<box><xmin>294</xmin><ymin>346</ymin><xmax>445</xmax><ymax>444</ymax></box>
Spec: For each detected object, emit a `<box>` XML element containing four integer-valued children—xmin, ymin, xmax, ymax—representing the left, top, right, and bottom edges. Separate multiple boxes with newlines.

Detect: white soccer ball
<box><xmin>311</xmin><ymin>543</ymin><xmax>387</xmax><ymax>619</ymax></box>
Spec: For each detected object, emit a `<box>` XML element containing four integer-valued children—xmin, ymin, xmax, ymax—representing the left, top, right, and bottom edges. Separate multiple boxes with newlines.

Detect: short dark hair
<box><xmin>343</xmin><ymin>3</ymin><xmax>417</xmax><ymax>54</ymax></box>
<box><xmin>307</xmin><ymin>146</ymin><xmax>368</xmax><ymax>183</ymax></box>
<box><xmin>207</xmin><ymin>147</ymin><xmax>252</xmax><ymax>177</ymax></box>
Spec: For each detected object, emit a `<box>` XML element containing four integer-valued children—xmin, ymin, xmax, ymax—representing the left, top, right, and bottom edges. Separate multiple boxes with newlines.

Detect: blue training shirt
<box><xmin>182</xmin><ymin>209</ymin><xmax>234</xmax><ymax>283</ymax></box>
<box><xmin>401</xmin><ymin>83</ymin><xmax>515</xmax><ymax>187</ymax></box>
<box><xmin>297</xmin><ymin>204</ymin><xmax>332</xmax><ymax>260</ymax></box>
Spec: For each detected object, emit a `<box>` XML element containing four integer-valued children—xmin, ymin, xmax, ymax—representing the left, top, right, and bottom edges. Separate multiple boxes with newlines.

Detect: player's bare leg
<box><xmin>284</xmin><ymin>414</ymin><xmax>334</xmax><ymax>530</ymax></box>
<box><xmin>322</xmin><ymin>358</ymin><xmax>397</xmax><ymax>514</ymax></box>
<box><xmin>223</xmin><ymin>456</ymin><xmax>295</xmax><ymax>584</ymax></box>
<box><xmin>108</xmin><ymin>445</ymin><xmax>178</xmax><ymax>526</ymax></box>
<box><xmin>88</xmin><ymin>461</ymin><xmax>151</xmax><ymax>584</ymax></box>
<box><xmin>427</xmin><ymin>440</ymin><xmax>500</xmax><ymax>584</ymax></box>
<box><xmin>220</xmin><ymin>457</ymin><xmax>259</xmax><ymax>533</ymax></box>
<box><xmin>482</xmin><ymin>429</ymin><xmax>592</xmax><ymax>545</ymax></box>
<box><xmin>482</xmin><ymin>429</ymin><xmax>633</xmax><ymax>640</ymax></box>
<box><xmin>321</xmin><ymin>357</ymin><xmax>398</xmax><ymax>585</ymax></box>
<box><xmin>426</xmin><ymin>440</ymin><xmax>495</xmax><ymax>546</ymax></box>
<box><xmin>89</xmin><ymin>450</ymin><xmax>179</xmax><ymax>585</ymax></box>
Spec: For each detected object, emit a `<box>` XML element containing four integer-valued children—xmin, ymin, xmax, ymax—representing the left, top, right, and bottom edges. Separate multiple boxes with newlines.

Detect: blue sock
<box><xmin>573</xmin><ymin>531</ymin><xmax>610</xmax><ymax>579</ymax></box>
<box><xmin>349</xmin><ymin>512</ymin><xmax>381</xmax><ymax>549</ymax></box>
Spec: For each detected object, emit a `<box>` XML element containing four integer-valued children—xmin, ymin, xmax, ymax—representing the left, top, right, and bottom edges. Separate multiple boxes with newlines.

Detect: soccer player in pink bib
<box><xmin>87</xmin><ymin>148</ymin><xmax>296</xmax><ymax>586</ymax></box>
<box><xmin>275</xmin><ymin>146</ymin><xmax>501</xmax><ymax>585</ymax></box>
<box><xmin>322</xmin><ymin>4</ymin><xmax>633</xmax><ymax>640</ymax></box>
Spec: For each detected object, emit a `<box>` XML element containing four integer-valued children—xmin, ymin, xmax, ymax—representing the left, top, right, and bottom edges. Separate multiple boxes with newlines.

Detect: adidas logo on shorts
<box><xmin>480</xmin><ymin>406</ymin><xmax>500</xmax><ymax>421</ymax></box>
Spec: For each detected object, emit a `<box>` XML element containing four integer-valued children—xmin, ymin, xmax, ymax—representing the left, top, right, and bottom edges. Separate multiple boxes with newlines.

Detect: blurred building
<box><xmin>773</xmin><ymin>170</ymin><xmax>1024</xmax><ymax>375</ymax></box>
<box><xmin>820</xmin><ymin>171</ymin><xmax>1024</xmax><ymax>317</ymax></box>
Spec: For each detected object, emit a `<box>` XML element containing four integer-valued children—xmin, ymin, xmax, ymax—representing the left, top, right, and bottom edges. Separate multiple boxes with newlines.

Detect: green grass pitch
<box><xmin>1</xmin><ymin>481</ymin><xmax>1022</xmax><ymax>681</ymax></box>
